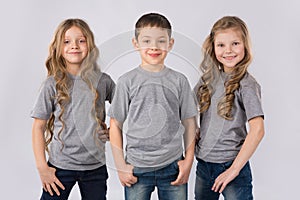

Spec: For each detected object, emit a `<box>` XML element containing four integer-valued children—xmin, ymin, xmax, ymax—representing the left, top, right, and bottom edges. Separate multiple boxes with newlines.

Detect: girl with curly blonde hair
<box><xmin>194</xmin><ymin>16</ymin><xmax>265</xmax><ymax>199</ymax></box>
<box><xmin>31</xmin><ymin>18</ymin><xmax>115</xmax><ymax>200</ymax></box>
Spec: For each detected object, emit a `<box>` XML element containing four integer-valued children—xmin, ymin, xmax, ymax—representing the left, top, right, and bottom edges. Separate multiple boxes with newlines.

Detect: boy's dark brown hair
<box><xmin>135</xmin><ymin>13</ymin><xmax>172</xmax><ymax>38</ymax></box>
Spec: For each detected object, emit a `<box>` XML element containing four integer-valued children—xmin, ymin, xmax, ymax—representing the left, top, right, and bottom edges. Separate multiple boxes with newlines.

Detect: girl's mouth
<box><xmin>223</xmin><ymin>56</ymin><xmax>236</xmax><ymax>60</ymax></box>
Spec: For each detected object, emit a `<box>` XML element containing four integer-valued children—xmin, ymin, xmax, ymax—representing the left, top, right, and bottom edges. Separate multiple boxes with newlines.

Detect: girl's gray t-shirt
<box><xmin>194</xmin><ymin>71</ymin><xmax>264</xmax><ymax>163</ymax></box>
<box><xmin>108</xmin><ymin>66</ymin><xmax>198</xmax><ymax>168</ymax></box>
<box><xmin>31</xmin><ymin>72</ymin><xmax>115</xmax><ymax>170</ymax></box>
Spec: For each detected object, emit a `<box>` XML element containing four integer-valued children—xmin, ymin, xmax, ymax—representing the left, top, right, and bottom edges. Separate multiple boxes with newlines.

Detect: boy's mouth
<box><xmin>148</xmin><ymin>53</ymin><xmax>160</xmax><ymax>57</ymax></box>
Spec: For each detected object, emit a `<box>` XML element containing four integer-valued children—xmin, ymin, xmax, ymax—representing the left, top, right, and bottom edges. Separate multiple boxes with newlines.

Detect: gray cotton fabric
<box><xmin>194</xmin><ymin>71</ymin><xmax>264</xmax><ymax>163</ymax></box>
<box><xmin>108</xmin><ymin>66</ymin><xmax>198</xmax><ymax>168</ymax></box>
<box><xmin>31</xmin><ymin>72</ymin><xmax>115</xmax><ymax>170</ymax></box>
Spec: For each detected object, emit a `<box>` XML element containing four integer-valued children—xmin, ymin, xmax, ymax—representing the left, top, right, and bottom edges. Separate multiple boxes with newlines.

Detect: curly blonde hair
<box><xmin>44</xmin><ymin>18</ymin><xmax>106</xmax><ymax>151</ymax></box>
<box><xmin>197</xmin><ymin>16</ymin><xmax>252</xmax><ymax>120</ymax></box>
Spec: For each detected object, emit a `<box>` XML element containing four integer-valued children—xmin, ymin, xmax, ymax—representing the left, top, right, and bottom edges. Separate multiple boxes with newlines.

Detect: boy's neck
<box><xmin>140</xmin><ymin>64</ymin><xmax>165</xmax><ymax>72</ymax></box>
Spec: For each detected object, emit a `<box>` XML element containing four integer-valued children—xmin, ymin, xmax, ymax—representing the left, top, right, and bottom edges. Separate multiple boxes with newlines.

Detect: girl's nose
<box><xmin>225</xmin><ymin>46</ymin><xmax>232</xmax><ymax>53</ymax></box>
<box><xmin>71</xmin><ymin>41</ymin><xmax>79</xmax><ymax>49</ymax></box>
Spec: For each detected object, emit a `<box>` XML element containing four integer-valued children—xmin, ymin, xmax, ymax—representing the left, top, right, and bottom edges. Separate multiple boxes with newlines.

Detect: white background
<box><xmin>1</xmin><ymin>0</ymin><xmax>299</xmax><ymax>199</ymax></box>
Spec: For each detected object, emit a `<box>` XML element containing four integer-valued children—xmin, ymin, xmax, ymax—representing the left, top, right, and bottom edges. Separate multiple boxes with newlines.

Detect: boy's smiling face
<box><xmin>133</xmin><ymin>26</ymin><xmax>174</xmax><ymax>71</ymax></box>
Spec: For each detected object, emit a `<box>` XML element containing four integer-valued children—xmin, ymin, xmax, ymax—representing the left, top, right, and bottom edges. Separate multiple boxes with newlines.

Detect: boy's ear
<box><xmin>132</xmin><ymin>38</ymin><xmax>139</xmax><ymax>49</ymax></box>
<box><xmin>168</xmin><ymin>38</ymin><xmax>174</xmax><ymax>51</ymax></box>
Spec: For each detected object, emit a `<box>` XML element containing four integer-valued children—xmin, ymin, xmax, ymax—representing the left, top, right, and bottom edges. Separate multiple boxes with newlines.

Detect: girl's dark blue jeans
<box><xmin>194</xmin><ymin>158</ymin><xmax>253</xmax><ymax>200</ymax></box>
<box><xmin>40</xmin><ymin>163</ymin><xmax>108</xmax><ymax>200</ymax></box>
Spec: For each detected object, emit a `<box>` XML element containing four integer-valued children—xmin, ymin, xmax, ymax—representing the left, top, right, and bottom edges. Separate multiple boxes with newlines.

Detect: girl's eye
<box><xmin>64</xmin><ymin>40</ymin><xmax>70</xmax><ymax>44</ymax></box>
<box><xmin>217</xmin><ymin>43</ymin><xmax>224</xmax><ymax>47</ymax></box>
<box><xmin>233</xmin><ymin>42</ymin><xmax>239</xmax><ymax>46</ymax></box>
<box><xmin>79</xmin><ymin>39</ymin><xmax>86</xmax><ymax>43</ymax></box>
<box><xmin>142</xmin><ymin>40</ymin><xmax>150</xmax><ymax>44</ymax></box>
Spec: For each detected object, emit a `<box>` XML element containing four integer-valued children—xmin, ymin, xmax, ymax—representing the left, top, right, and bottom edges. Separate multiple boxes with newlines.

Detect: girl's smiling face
<box><xmin>62</xmin><ymin>26</ymin><xmax>88</xmax><ymax>72</ymax></box>
<box><xmin>214</xmin><ymin>28</ymin><xmax>245</xmax><ymax>73</ymax></box>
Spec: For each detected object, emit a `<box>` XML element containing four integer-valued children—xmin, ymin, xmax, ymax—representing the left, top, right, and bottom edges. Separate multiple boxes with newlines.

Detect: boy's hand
<box><xmin>171</xmin><ymin>159</ymin><xmax>193</xmax><ymax>186</ymax></box>
<box><xmin>38</xmin><ymin>165</ymin><xmax>65</xmax><ymax>196</ymax></box>
<box><xmin>98</xmin><ymin>129</ymin><xmax>109</xmax><ymax>142</ymax></box>
<box><xmin>117</xmin><ymin>164</ymin><xmax>138</xmax><ymax>187</ymax></box>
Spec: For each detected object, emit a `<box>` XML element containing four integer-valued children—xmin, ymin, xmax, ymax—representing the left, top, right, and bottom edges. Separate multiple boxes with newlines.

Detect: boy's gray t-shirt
<box><xmin>31</xmin><ymin>72</ymin><xmax>115</xmax><ymax>170</ymax></box>
<box><xmin>194</xmin><ymin>71</ymin><xmax>264</xmax><ymax>163</ymax></box>
<box><xmin>108</xmin><ymin>66</ymin><xmax>197</xmax><ymax>168</ymax></box>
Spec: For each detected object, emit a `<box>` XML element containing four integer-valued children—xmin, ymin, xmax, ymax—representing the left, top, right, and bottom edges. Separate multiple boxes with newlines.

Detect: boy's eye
<box><xmin>158</xmin><ymin>40</ymin><xmax>166</xmax><ymax>43</ymax></box>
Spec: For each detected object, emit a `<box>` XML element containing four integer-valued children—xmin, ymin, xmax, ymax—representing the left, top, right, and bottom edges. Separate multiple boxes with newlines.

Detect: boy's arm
<box><xmin>109</xmin><ymin>118</ymin><xmax>137</xmax><ymax>187</ymax></box>
<box><xmin>212</xmin><ymin>116</ymin><xmax>265</xmax><ymax>193</ymax></box>
<box><xmin>171</xmin><ymin>116</ymin><xmax>196</xmax><ymax>186</ymax></box>
<box><xmin>32</xmin><ymin>118</ymin><xmax>64</xmax><ymax>196</ymax></box>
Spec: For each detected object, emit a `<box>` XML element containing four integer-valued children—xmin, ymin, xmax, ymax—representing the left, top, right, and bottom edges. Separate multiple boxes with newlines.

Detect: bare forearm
<box><xmin>109</xmin><ymin>118</ymin><xmax>127</xmax><ymax>170</ymax></box>
<box><xmin>231</xmin><ymin>117</ymin><xmax>265</xmax><ymax>172</ymax></box>
<box><xmin>170</xmin><ymin>117</ymin><xmax>196</xmax><ymax>186</ymax></box>
<box><xmin>211</xmin><ymin>117</ymin><xmax>265</xmax><ymax>193</ymax></box>
<box><xmin>32</xmin><ymin>119</ymin><xmax>48</xmax><ymax>170</ymax></box>
<box><xmin>182</xmin><ymin>117</ymin><xmax>196</xmax><ymax>162</ymax></box>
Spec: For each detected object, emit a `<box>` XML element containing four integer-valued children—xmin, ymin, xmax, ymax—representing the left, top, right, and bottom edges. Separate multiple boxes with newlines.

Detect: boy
<box><xmin>109</xmin><ymin>13</ymin><xmax>197</xmax><ymax>200</ymax></box>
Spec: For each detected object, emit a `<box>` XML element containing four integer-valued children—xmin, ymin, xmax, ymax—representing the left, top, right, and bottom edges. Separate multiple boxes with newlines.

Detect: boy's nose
<box><xmin>150</xmin><ymin>46</ymin><xmax>158</xmax><ymax>50</ymax></box>
<box><xmin>150</xmin><ymin>41</ymin><xmax>159</xmax><ymax>50</ymax></box>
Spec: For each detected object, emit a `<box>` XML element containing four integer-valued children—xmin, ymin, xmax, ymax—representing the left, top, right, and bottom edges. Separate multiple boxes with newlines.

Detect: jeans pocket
<box><xmin>132</xmin><ymin>166</ymin><xmax>145</xmax><ymax>177</ymax></box>
<box><xmin>239</xmin><ymin>162</ymin><xmax>252</xmax><ymax>180</ymax></box>
<box><xmin>173</xmin><ymin>160</ymin><xmax>179</xmax><ymax>170</ymax></box>
<box><xmin>171</xmin><ymin>155</ymin><xmax>184</xmax><ymax>171</ymax></box>
<box><xmin>223</xmin><ymin>160</ymin><xmax>234</xmax><ymax>169</ymax></box>
<box><xmin>132</xmin><ymin>166</ymin><xmax>137</xmax><ymax>176</ymax></box>
<box><xmin>94</xmin><ymin>165</ymin><xmax>109</xmax><ymax>180</ymax></box>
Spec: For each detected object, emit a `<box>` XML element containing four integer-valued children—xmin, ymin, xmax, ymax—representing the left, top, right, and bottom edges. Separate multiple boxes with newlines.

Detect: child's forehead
<box><xmin>64</xmin><ymin>26</ymin><xmax>85</xmax><ymax>37</ymax></box>
<box><xmin>137</xmin><ymin>26</ymin><xmax>170</xmax><ymax>37</ymax></box>
<box><xmin>215</xmin><ymin>28</ymin><xmax>242</xmax><ymax>36</ymax></box>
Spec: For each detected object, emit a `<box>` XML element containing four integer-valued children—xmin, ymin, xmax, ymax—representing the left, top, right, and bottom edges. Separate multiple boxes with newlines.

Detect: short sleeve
<box><xmin>104</xmin><ymin>74</ymin><xmax>116</xmax><ymax>103</ymax></box>
<box><xmin>30</xmin><ymin>78</ymin><xmax>56</xmax><ymax>120</ymax></box>
<box><xmin>240</xmin><ymin>78</ymin><xmax>264</xmax><ymax>121</ymax></box>
<box><xmin>179</xmin><ymin>76</ymin><xmax>198</xmax><ymax>120</ymax></box>
<box><xmin>107</xmin><ymin>77</ymin><xmax>130</xmax><ymax>123</ymax></box>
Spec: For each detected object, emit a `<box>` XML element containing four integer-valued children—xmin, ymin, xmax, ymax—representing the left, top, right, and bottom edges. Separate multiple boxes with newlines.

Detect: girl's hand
<box><xmin>98</xmin><ymin>129</ymin><xmax>109</xmax><ymax>142</ymax></box>
<box><xmin>212</xmin><ymin>167</ymin><xmax>239</xmax><ymax>193</ymax></box>
<box><xmin>171</xmin><ymin>159</ymin><xmax>193</xmax><ymax>186</ymax></box>
<box><xmin>117</xmin><ymin>164</ymin><xmax>137</xmax><ymax>187</ymax></box>
<box><xmin>212</xmin><ymin>117</ymin><xmax>265</xmax><ymax>193</ymax></box>
<box><xmin>38</xmin><ymin>165</ymin><xmax>65</xmax><ymax>196</ymax></box>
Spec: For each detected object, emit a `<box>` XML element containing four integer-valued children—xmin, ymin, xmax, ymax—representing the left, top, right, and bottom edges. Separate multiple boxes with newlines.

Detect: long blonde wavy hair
<box><xmin>197</xmin><ymin>16</ymin><xmax>252</xmax><ymax>120</ymax></box>
<box><xmin>45</xmin><ymin>18</ymin><xmax>106</xmax><ymax>151</ymax></box>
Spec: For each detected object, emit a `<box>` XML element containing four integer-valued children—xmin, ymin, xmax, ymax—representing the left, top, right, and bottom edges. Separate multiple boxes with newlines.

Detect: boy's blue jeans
<box><xmin>194</xmin><ymin>158</ymin><xmax>253</xmax><ymax>200</ymax></box>
<box><xmin>125</xmin><ymin>158</ymin><xmax>187</xmax><ymax>200</ymax></box>
<box><xmin>40</xmin><ymin>162</ymin><xmax>108</xmax><ymax>200</ymax></box>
